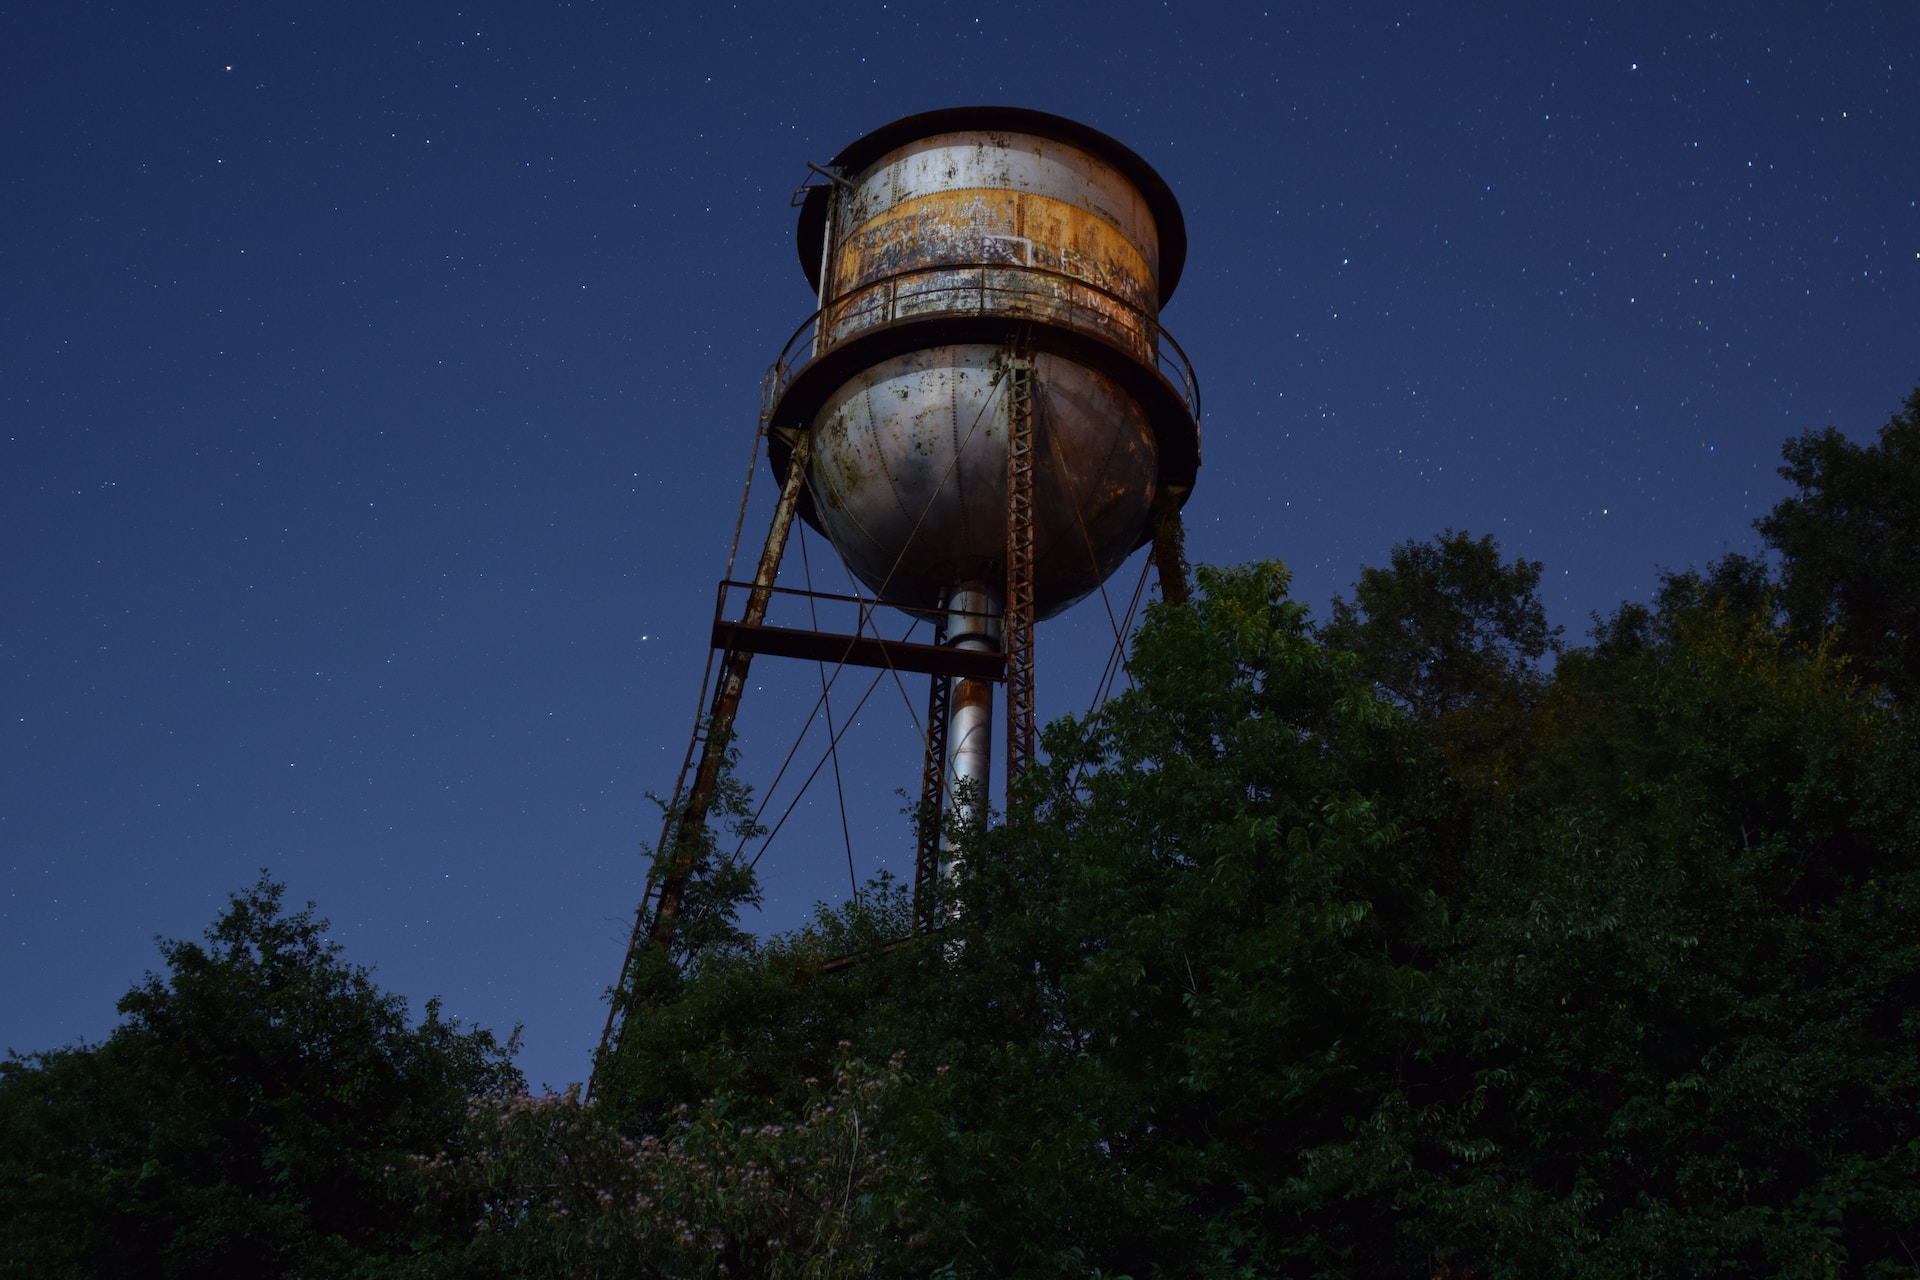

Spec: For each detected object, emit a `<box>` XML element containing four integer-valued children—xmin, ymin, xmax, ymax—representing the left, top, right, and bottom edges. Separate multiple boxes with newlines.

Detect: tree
<box><xmin>584</xmin><ymin>554</ymin><xmax>1920</xmax><ymax>1277</ymax></box>
<box><xmin>0</xmin><ymin>875</ymin><xmax>521</xmax><ymax>1280</ymax></box>
<box><xmin>409</xmin><ymin>1051</ymin><xmax>927</xmax><ymax>1279</ymax></box>
<box><xmin>1321</xmin><ymin>530</ymin><xmax>1562</xmax><ymax>717</ymax></box>
<box><xmin>588</xmin><ymin>732</ymin><xmax>769</xmax><ymax>1117</ymax></box>
<box><xmin>1759</xmin><ymin>387</ymin><xmax>1920</xmax><ymax>699</ymax></box>
<box><xmin>1427</xmin><ymin>579</ymin><xmax>1920</xmax><ymax>1276</ymax></box>
<box><xmin>595</xmin><ymin>563</ymin><xmax>1446</xmax><ymax>1274</ymax></box>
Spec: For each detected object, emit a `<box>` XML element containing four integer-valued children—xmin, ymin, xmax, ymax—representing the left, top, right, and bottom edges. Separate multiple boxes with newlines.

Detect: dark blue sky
<box><xmin>5</xmin><ymin>1</ymin><xmax>1915</xmax><ymax>1091</ymax></box>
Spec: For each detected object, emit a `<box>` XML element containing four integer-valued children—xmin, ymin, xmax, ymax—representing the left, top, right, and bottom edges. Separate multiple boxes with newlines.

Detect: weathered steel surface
<box><xmin>835</xmin><ymin>133</ymin><xmax>1160</xmax><ymax>287</ymax></box>
<box><xmin>798</xmin><ymin>107</ymin><xmax>1190</xmax><ymax>308</ymax></box>
<box><xmin>819</xmin><ymin>132</ymin><xmax>1160</xmax><ymax>359</ymax></box>
<box><xmin>805</xmin><ymin>343</ymin><xmax>1158</xmax><ymax>620</ymax></box>
<box><xmin>822</xmin><ymin>261</ymin><xmax>1154</xmax><ymax>366</ymax></box>
<box><xmin>767</xmin><ymin>310</ymin><xmax>1200</xmax><ymax>532</ymax></box>
<box><xmin>832</xmin><ymin>190</ymin><xmax>1151</xmax><ymax>311</ymax></box>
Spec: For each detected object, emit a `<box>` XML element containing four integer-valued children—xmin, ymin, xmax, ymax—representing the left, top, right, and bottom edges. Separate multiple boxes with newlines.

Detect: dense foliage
<box><xmin>1320</xmin><ymin>527</ymin><xmax>1562</xmax><ymax>715</ymax></box>
<box><xmin>1758</xmin><ymin>387</ymin><xmax>1920</xmax><ymax>701</ymax></box>
<box><xmin>5</xmin><ymin>389</ymin><xmax>1918</xmax><ymax>1276</ymax></box>
<box><xmin>582</xmin><ymin>392</ymin><xmax>1920</xmax><ymax>1275</ymax></box>
<box><xmin>582</xmin><ymin>554</ymin><xmax>1918</xmax><ymax>1277</ymax></box>
<box><xmin>408</xmin><ymin>1052</ymin><xmax>924</xmax><ymax>1278</ymax></box>
<box><xmin>0</xmin><ymin>878</ymin><xmax>521</xmax><ymax>1279</ymax></box>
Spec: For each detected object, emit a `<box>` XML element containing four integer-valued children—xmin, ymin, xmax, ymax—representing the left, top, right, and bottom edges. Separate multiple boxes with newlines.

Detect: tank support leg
<box><xmin>1004</xmin><ymin>355</ymin><xmax>1038</xmax><ymax>795</ymax></box>
<box><xmin>913</xmin><ymin>649</ymin><xmax>950</xmax><ymax>933</ymax></box>
<box><xmin>940</xmin><ymin>581</ymin><xmax>1001</xmax><ymax>883</ymax></box>
<box><xmin>1150</xmin><ymin>486</ymin><xmax>1191</xmax><ymax>606</ymax></box>
<box><xmin>644</xmin><ymin>429</ymin><xmax>815</xmax><ymax>952</ymax></box>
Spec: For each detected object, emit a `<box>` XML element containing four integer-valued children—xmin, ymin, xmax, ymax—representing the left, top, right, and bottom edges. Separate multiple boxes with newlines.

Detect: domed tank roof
<box><xmin>797</xmin><ymin>106</ymin><xmax>1189</xmax><ymax>309</ymax></box>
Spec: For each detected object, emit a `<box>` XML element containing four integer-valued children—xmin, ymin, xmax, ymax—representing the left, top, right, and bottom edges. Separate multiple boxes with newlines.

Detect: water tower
<box><xmin>604</xmin><ymin>107</ymin><xmax>1200</xmax><ymax>1015</ymax></box>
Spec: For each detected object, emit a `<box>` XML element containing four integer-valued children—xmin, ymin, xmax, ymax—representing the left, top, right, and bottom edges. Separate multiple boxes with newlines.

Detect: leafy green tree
<box><xmin>596</xmin><ymin>563</ymin><xmax>1445</xmax><ymax>1274</ymax></box>
<box><xmin>0</xmin><ymin>876</ymin><xmax>521</xmax><ymax>1280</ymax></box>
<box><xmin>908</xmin><ymin>561</ymin><xmax>1441</xmax><ymax>1273</ymax></box>
<box><xmin>15</xmin><ymin>476</ymin><xmax>1916</xmax><ymax>1276</ymax></box>
<box><xmin>409</xmin><ymin>1051</ymin><xmax>926</xmax><ymax>1278</ymax></box>
<box><xmin>587</xmin><ymin>553</ymin><xmax>1920</xmax><ymax>1277</ymax></box>
<box><xmin>1758</xmin><ymin>387</ymin><xmax>1920</xmax><ymax>699</ymax></box>
<box><xmin>589</xmin><ymin>732</ymin><xmax>770</xmax><ymax>1117</ymax></box>
<box><xmin>1321</xmin><ymin>530</ymin><xmax>1562</xmax><ymax>717</ymax></box>
<box><xmin>1419</xmin><ymin>584</ymin><xmax>1920</xmax><ymax>1276</ymax></box>
<box><xmin>1319</xmin><ymin>531</ymin><xmax>1565</xmax><ymax>905</ymax></box>
<box><xmin>1658</xmin><ymin>550</ymin><xmax>1777</xmax><ymax>625</ymax></box>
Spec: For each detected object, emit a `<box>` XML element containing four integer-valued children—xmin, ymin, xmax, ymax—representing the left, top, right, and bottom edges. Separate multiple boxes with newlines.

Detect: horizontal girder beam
<box><xmin>710</xmin><ymin>620</ymin><xmax>1006</xmax><ymax>682</ymax></box>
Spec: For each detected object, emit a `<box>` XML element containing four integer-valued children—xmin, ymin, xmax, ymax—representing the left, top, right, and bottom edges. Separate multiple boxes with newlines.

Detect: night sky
<box><xmin>5</xmin><ymin>2</ymin><xmax>1915</xmax><ymax>1092</ymax></box>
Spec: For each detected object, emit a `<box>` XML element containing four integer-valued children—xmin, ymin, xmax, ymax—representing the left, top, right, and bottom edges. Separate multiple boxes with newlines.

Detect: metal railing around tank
<box><xmin>764</xmin><ymin>261</ymin><xmax>1202</xmax><ymax>427</ymax></box>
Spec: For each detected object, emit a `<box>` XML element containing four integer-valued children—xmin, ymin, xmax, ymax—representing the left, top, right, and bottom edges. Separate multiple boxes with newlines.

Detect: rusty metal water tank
<box><xmin>766</xmin><ymin>107</ymin><xmax>1200</xmax><ymax>623</ymax></box>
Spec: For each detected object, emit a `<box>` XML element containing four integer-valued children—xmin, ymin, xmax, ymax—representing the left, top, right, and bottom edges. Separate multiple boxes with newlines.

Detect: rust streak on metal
<box><xmin>832</xmin><ymin>188</ymin><xmax>1155</xmax><ymax>317</ymax></box>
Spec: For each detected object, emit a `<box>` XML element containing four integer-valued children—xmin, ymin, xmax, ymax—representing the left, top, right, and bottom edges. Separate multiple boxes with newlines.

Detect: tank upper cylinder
<box><xmin>798</xmin><ymin>107</ymin><xmax>1188</xmax><ymax>307</ymax></box>
<box><xmin>829</xmin><ymin>129</ymin><xmax>1159</xmax><ymax>330</ymax></box>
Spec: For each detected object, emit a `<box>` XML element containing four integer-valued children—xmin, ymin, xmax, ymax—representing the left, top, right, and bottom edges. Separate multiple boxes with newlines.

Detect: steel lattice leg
<box><xmin>1150</xmin><ymin>486</ymin><xmax>1191</xmax><ymax>606</ymax></box>
<box><xmin>645</xmin><ymin>429</ymin><xmax>814</xmax><ymax>952</ymax></box>
<box><xmin>914</xmin><ymin>660</ymin><xmax>950</xmax><ymax>933</ymax></box>
<box><xmin>1004</xmin><ymin>354</ymin><xmax>1037</xmax><ymax>795</ymax></box>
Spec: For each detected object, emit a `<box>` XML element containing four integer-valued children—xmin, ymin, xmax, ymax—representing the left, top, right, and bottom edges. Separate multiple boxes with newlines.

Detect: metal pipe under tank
<box><xmin>940</xmin><ymin>580</ymin><xmax>1002</xmax><ymax>879</ymax></box>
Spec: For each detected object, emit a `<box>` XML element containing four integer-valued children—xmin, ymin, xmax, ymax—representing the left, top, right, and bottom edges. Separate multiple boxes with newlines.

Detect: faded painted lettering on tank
<box><xmin>840</xmin><ymin>133</ymin><xmax>1158</xmax><ymax>267</ymax></box>
<box><xmin>814</xmin><ymin>129</ymin><xmax>1166</xmax><ymax>371</ymax></box>
<box><xmin>817</xmin><ymin>183</ymin><xmax>1157</xmax><ymax>365</ymax></box>
<box><xmin>831</xmin><ymin>190</ymin><xmax>1153</xmax><ymax>313</ymax></box>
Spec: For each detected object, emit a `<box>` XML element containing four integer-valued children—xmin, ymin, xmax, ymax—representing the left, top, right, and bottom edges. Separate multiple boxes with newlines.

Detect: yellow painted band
<box><xmin>830</xmin><ymin>187</ymin><xmax>1156</xmax><ymax>312</ymax></box>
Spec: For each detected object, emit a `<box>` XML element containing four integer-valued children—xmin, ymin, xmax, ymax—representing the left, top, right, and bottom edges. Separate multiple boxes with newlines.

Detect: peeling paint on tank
<box><xmin>831</xmin><ymin>190</ymin><xmax>1152</xmax><ymax>311</ymax></box>
<box><xmin>845</xmin><ymin>134</ymin><xmax>1155</xmax><ymax>262</ymax></box>
<box><xmin>815</xmin><ymin>174</ymin><xmax>1158</xmax><ymax>362</ymax></box>
<box><xmin>827</xmin><ymin>132</ymin><xmax>1160</xmax><ymax>324</ymax></box>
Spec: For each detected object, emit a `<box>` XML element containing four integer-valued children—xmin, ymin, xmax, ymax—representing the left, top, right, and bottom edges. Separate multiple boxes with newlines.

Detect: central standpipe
<box><xmin>940</xmin><ymin>581</ymin><xmax>1002</xmax><ymax>876</ymax></box>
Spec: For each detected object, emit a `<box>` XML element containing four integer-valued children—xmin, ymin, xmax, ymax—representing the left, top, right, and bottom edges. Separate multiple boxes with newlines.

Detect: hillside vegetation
<box><xmin>7</xmin><ymin>391</ymin><xmax>1919</xmax><ymax>1278</ymax></box>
